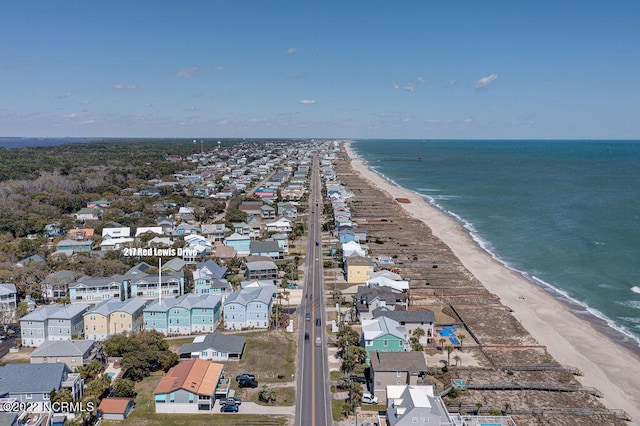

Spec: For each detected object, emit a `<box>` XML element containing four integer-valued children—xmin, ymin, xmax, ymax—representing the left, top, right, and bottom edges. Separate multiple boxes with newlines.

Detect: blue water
<box><xmin>0</xmin><ymin>137</ymin><xmax>98</xmax><ymax>148</ymax></box>
<box><xmin>352</xmin><ymin>139</ymin><xmax>640</xmax><ymax>351</ymax></box>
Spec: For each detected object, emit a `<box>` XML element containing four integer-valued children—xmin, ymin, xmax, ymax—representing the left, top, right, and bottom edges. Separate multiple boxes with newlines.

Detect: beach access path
<box><xmin>344</xmin><ymin>141</ymin><xmax>640</xmax><ymax>423</ymax></box>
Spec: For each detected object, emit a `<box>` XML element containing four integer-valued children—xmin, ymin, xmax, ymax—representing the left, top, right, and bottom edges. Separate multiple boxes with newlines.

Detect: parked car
<box><xmin>235</xmin><ymin>373</ymin><xmax>255</xmax><ymax>382</ymax></box>
<box><xmin>362</xmin><ymin>393</ymin><xmax>379</xmax><ymax>404</ymax></box>
<box><xmin>220</xmin><ymin>403</ymin><xmax>239</xmax><ymax>413</ymax></box>
<box><xmin>238</xmin><ymin>379</ymin><xmax>259</xmax><ymax>388</ymax></box>
<box><xmin>349</xmin><ymin>375</ymin><xmax>367</xmax><ymax>384</ymax></box>
<box><xmin>220</xmin><ymin>397</ymin><xmax>242</xmax><ymax>406</ymax></box>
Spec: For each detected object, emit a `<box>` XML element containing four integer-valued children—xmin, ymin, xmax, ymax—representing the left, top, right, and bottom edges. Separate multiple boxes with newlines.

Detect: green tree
<box><xmin>75</xmin><ymin>359</ymin><xmax>104</xmax><ymax>381</ymax></box>
<box><xmin>113</xmin><ymin>378</ymin><xmax>137</xmax><ymax>397</ymax></box>
<box><xmin>50</xmin><ymin>388</ymin><xmax>73</xmax><ymax>403</ymax></box>
<box><xmin>446</xmin><ymin>345</ymin><xmax>453</xmax><ymax>366</ymax></box>
<box><xmin>258</xmin><ymin>385</ymin><xmax>277</xmax><ymax>405</ymax></box>
<box><xmin>85</xmin><ymin>374</ymin><xmax>111</xmax><ymax>398</ymax></box>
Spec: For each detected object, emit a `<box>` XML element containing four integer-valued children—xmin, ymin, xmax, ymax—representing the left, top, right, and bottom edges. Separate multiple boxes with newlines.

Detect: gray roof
<box><xmin>44</xmin><ymin>270</ymin><xmax>77</xmax><ymax>285</ymax></box>
<box><xmin>162</xmin><ymin>257</ymin><xmax>187</xmax><ymax>272</ymax></box>
<box><xmin>144</xmin><ymin>293</ymin><xmax>221</xmax><ymax>313</ymax></box>
<box><xmin>250</xmin><ymin>240</ymin><xmax>281</xmax><ymax>254</ymax></box>
<box><xmin>0</xmin><ymin>363</ymin><xmax>70</xmax><ymax>394</ymax></box>
<box><xmin>372</xmin><ymin>307</ymin><xmax>435</xmax><ymax>324</ymax></box>
<box><xmin>245</xmin><ymin>260</ymin><xmax>278</xmax><ymax>271</ymax></box>
<box><xmin>86</xmin><ymin>297</ymin><xmax>147</xmax><ymax>316</ymax></box>
<box><xmin>225</xmin><ymin>285</ymin><xmax>276</xmax><ymax>307</ymax></box>
<box><xmin>178</xmin><ymin>333</ymin><xmax>246</xmax><ymax>356</ymax></box>
<box><xmin>30</xmin><ymin>340</ymin><xmax>95</xmax><ymax>358</ymax></box>
<box><xmin>370</xmin><ymin>351</ymin><xmax>427</xmax><ymax>374</ymax></box>
<box><xmin>21</xmin><ymin>304</ymin><xmax>92</xmax><ymax>321</ymax></box>
<box><xmin>195</xmin><ymin>260</ymin><xmax>227</xmax><ymax>279</ymax></box>
<box><xmin>0</xmin><ymin>284</ymin><xmax>16</xmax><ymax>297</ymax></box>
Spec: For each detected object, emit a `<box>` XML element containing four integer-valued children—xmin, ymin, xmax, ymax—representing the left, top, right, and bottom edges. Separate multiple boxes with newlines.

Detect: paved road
<box><xmin>296</xmin><ymin>154</ymin><xmax>331</xmax><ymax>426</ymax></box>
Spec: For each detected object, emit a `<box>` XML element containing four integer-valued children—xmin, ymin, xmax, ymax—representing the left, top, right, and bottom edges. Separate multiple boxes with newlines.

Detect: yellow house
<box><xmin>84</xmin><ymin>297</ymin><xmax>147</xmax><ymax>340</ymax></box>
<box><xmin>345</xmin><ymin>255</ymin><xmax>375</xmax><ymax>284</ymax></box>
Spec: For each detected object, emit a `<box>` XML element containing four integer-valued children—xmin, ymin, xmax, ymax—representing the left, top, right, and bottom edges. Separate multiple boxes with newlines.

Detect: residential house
<box><xmin>338</xmin><ymin>230</ymin><xmax>356</xmax><ymax>244</ymax></box>
<box><xmin>0</xmin><ymin>363</ymin><xmax>84</xmax><ymax>408</ymax></box>
<box><xmin>245</xmin><ymin>259</ymin><xmax>278</xmax><ymax>280</ymax></box>
<box><xmin>45</xmin><ymin>222</ymin><xmax>66</xmax><ymax>239</ymax></box>
<box><xmin>87</xmin><ymin>199</ymin><xmax>112</xmax><ymax>209</ymax></box>
<box><xmin>369</xmin><ymin>351</ymin><xmax>428</xmax><ymax>401</ymax></box>
<box><xmin>55</xmin><ymin>239</ymin><xmax>93</xmax><ymax>255</ymax></box>
<box><xmin>98</xmin><ymin>398</ymin><xmax>135</xmax><ymax>421</ymax></box>
<box><xmin>154</xmin><ymin>359</ymin><xmax>226</xmax><ymax>413</ymax></box>
<box><xmin>361</xmin><ymin>316</ymin><xmax>409</xmax><ymax>363</ymax></box>
<box><xmin>201</xmin><ymin>223</ymin><xmax>229</xmax><ymax>242</ymax></box>
<box><xmin>211</xmin><ymin>244</ymin><xmax>236</xmax><ymax>260</ymax></box>
<box><xmin>67</xmin><ymin>228</ymin><xmax>94</xmax><ymax>240</ymax></box>
<box><xmin>260</xmin><ymin>204</ymin><xmax>276</xmax><ymax>219</ymax></box>
<box><xmin>143</xmin><ymin>293</ymin><xmax>222</xmax><ymax>336</ymax></box>
<box><xmin>69</xmin><ymin>275</ymin><xmax>129</xmax><ymax>303</ymax></box>
<box><xmin>175</xmin><ymin>222</ymin><xmax>199</xmax><ymax>236</ymax></box>
<box><xmin>43</xmin><ymin>270</ymin><xmax>76</xmax><ymax>301</ymax></box>
<box><xmin>84</xmin><ymin>297</ymin><xmax>147</xmax><ymax>340</ymax></box>
<box><xmin>15</xmin><ymin>254</ymin><xmax>45</xmax><ymax>267</ymax></box>
<box><xmin>75</xmin><ymin>207</ymin><xmax>102</xmax><ymax>222</ymax></box>
<box><xmin>130</xmin><ymin>271</ymin><xmax>184</xmax><ymax>300</ymax></box>
<box><xmin>344</xmin><ymin>255</ymin><xmax>375</xmax><ymax>284</ymax></box>
<box><xmin>102</xmin><ymin>227</ymin><xmax>131</xmax><ymax>239</ymax></box>
<box><xmin>277</xmin><ymin>202</ymin><xmax>297</xmax><ymax>219</ymax></box>
<box><xmin>271</xmin><ymin>233</ymin><xmax>289</xmax><ymax>254</ymax></box>
<box><xmin>372</xmin><ymin>307</ymin><xmax>435</xmax><ymax>343</ymax></box>
<box><xmin>30</xmin><ymin>340</ymin><xmax>97</xmax><ymax>369</ymax></box>
<box><xmin>0</xmin><ymin>284</ymin><xmax>17</xmax><ymax>322</ymax></box>
<box><xmin>233</xmin><ymin>222</ymin><xmax>251</xmax><ymax>236</ymax></box>
<box><xmin>20</xmin><ymin>304</ymin><xmax>91</xmax><ymax>347</ymax></box>
<box><xmin>355</xmin><ymin>286</ymin><xmax>409</xmax><ymax>321</ymax></box>
<box><xmin>193</xmin><ymin>260</ymin><xmax>228</xmax><ymax>296</ymax></box>
<box><xmin>157</xmin><ymin>217</ymin><xmax>175</xmax><ymax>234</ymax></box>
<box><xmin>139</xmin><ymin>188</ymin><xmax>162</xmax><ymax>197</ymax></box>
<box><xmin>238</xmin><ymin>201</ymin><xmax>263</xmax><ymax>216</ymax></box>
<box><xmin>367</xmin><ymin>276</ymin><xmax>410</xmax><ymax>292</ymax></box>
<box><xmin>135</xmin><ymin>226</ymin><xmax>163</xmax><ymax>238</ymax></box>
<box><xmin>249</xmin><ymin>240</ymin><xmax>283</xmax><ymax>260</ymax></box>
<box><xmin>223</xmin><ymin>284</ymin><xmax>276</xmax><ymax>330</ymax></box>
<box><xmin>386</xmin><ymin>385</ymin><xmax>455</xmax><ymax>426</ymax></box>
<box><xmin>178</xmin><ymin>333</ymin><xmax>246</xmax><ymax>361</ymax></box>
<box><xmin>247</xmin><ymin>215</ymin><xmax>262</xmax><ymax>239</ymax></box>
<box><xmin>161</xmin><ymin>257</ymin><xmax>188</xmax><ymax>272</ymax></box>
<box><xmin>265</xmin><ymin>217</ymin><xmax>292</xmax><ymax>234</ymax></box>
<box><xmin>224</xmin><ymin>232</ymin><xmax>251</xmax><ymax>256</ymax></box>
<box><xmin>342</xmin><ymin>241</ymin><xmax>366</xmax><ymax>258</ymax></box>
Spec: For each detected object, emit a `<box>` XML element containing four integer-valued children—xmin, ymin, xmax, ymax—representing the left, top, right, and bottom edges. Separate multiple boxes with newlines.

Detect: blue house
<box><xmin>193</xmin><ymin>260</ymin><xmax>229</xmax><ymax>296</ymax></box>
<box><xmin>223</xmin><ymin>284</ymin><xmax>276</xmax><ymax>330</ymax></box>
<box><xmin>144</xmin><ymin>293</ymin><xmax>222</xmax><ymax>336</ymax></box>
<box><xmin>338</xmin><ymin>230</ymin><xmax>356</xmax><ymax>244</ymax></box>
<box><xmin>224</xmin><ymin>232</ymin><xmax>251</xmax><ymax>256</ymax></box>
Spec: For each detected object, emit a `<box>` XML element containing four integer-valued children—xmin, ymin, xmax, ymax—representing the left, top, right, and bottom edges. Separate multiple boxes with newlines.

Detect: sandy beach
<box><xmin>343</xmin><ymin>141</ymin><xmax>640</xmax><ymax>423</ymax></box>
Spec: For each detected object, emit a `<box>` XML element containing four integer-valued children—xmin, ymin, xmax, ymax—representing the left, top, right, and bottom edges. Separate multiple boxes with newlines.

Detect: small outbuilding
<box><xmin>98</xmin><ymin>397</ymin><xmax>135</xmax><ymax>421</ymax></box>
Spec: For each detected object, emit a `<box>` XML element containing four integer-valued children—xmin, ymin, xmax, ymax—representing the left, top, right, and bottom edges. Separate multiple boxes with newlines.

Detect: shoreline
<box><xmin>343</xmin><ymin>140</ymin><xmax>640</xmax><ymax>422</ymax></box>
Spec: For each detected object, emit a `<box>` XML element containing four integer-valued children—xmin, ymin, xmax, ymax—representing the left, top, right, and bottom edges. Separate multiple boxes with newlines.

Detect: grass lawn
<box><xmin>247</xmin><ymin>386</ymin><xmax>296</xmax><ymax>406</ymax></box>
<box><xmin>223</xmin><ymin>330</ymin><xmax>296</xmax><ymax>384</ymax></box>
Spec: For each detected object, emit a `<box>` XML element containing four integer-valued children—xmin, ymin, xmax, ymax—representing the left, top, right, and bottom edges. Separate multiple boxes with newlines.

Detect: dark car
<box><xmin>315</xmin><ymin>318</ymin><xmax>321</xmax><ymax>326</ymax></box>
<box><xmin>220</xmin><ymin>403</ymin><xmax>239</xmax><ymax>413</ymax></box>
<box><xmin>304</xmin><ymin>332</ymin><xmax>309</xmax><ymax>341</ymax></box>
<box><xmin>220</xmin><ymin>397</ymin><xmax>242</xmax><ymax>406</ymax></box>
<box><xmin>350</xmin><ymin>375</ymin><xmax>367</xmax><ymax>384</ymax></box>
<box><xmin>235</xmin><ymin>373</ymin><xmax>255</xmax><ymax>382</ymax></box>
<box><xmin>238</xmin><ymin>379</ymin><xmax>259</xmax><ymax>388</ymax></box>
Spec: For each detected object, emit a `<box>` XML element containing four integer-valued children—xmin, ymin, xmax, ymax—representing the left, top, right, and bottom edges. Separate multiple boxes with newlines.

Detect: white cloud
<box><xmin>56</xmin><ymin>92</ymin><xmax>72</xmax><ymax>99</ymax></box>
<box><xmin>215</xmin><ymin>65</ymin><xmax>224</xmax><ymax>71</ymax></box>
<box><xmin>113</xmin><ymin>83</ymin><xmax>137</xmax><ymax>90</ymax></box>
<box><xmin>287</xmin><ymin>48</ymin><xmax>298</xmax><ymax>54</ymax></box>
<box><xmin>174</xmin><ymin>66</ymin><xmax>213</xmax><ymax>78</ymax></box>
<box><xmin>63</xmin><ymin>113</ymin><xmax>78</xmax><ymax>119</ymax></box>
<box><xmin>463</xmin><ymin>118</ymin><xmax>473</xmax><ymax>123</ymax></box>
<box><xmin>475</xmin><ymin>73</ymin><xmax>498</xmax><ymax>89</ymax></box>
<box><xmin>392</xmin><ymin>82</ymin><xmax>400</xmax><ymax>90</ymax></box>
<box><xmin>185</xmin><ymin>107</ymin><xmax>200</xmax><ymax>112</ymax></box>
<box><xmin>392</xmin><ymin>76</ymin><xmax>426</xmax><ymax>93</ymax></box>
<box><xmin>299</xmin><ymin>99</ymin><xmax>316</xmax><ymax>104</ymax></box>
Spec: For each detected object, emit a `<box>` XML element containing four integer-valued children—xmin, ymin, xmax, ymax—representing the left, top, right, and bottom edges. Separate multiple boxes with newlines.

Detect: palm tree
<box><xmin>457</xmin><ymin>333</ymin><xmax>466</xmax><ymax>350</ymax></box>
<box><xmin>439</xmin><ymin>338</ymin><xmax>446</xmax><ymax>351</ymax></box>
<box><xmin>502</xmin><ymin>402</ymin><xmax>512</xmax><ymax>415</ymax></box>
<box><xmin>446</xmin><ymin>345</ymin><xmax>453</xmax><ymax>366</ymax></box>
<box><xmin>475</xmin><ymin>402</ymin><xmax>483</xmax><ymax>414</ymax></box>
<box><xmin>453</xmin><ymin>355</ymin><xmax>461</xmax><ymax>367</ymax></box>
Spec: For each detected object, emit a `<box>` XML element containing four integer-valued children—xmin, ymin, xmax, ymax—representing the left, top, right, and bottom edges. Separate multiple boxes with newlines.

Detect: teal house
<box><xmin>144</xmin><ymin>293</ymin><xmax>222</xmax><ymax>336</ymax></box>
<box><xmin>224</xmin><ymin>232</ymin><xmax>250</xmax><ymax>256</ymax></box>
<box><xmin>361</xmin><ymin>316</ymin><xmax>409</xmax><ymax>363</ymax></box>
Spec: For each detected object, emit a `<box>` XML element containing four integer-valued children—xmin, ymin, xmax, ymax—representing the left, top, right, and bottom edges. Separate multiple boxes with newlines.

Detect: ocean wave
<box><xmin>631</xmin><ymin>286</ymin><xmax>640</xmax><ymax>294</ymax></box>
<box><xmin>416</xmin><ymin>188</ymin><xmax>441</xmax><ymax>192</ymax></box>
<box><xmin>617</xmin><ymin>300</ymin><xmax>640</xmax><ymax>310</ymax></box>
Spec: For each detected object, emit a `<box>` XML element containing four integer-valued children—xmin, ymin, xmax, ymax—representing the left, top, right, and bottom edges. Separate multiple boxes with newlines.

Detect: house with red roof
<box><xmin>153</xmin><ymin>359</ymin><xmax>228</xmax><ymax>413</ymax></box>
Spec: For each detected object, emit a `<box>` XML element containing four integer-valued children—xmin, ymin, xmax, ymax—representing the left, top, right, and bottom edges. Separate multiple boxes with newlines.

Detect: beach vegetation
<box><xmin>258</xmin><ymin>385</ymin><xmax>277</xmax><ymax>404</ymax></box>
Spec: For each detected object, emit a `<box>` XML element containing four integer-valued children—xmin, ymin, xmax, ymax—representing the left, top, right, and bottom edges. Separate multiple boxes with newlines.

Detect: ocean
<box><xmin>351</xmin><ymin>139</ymin><xmax>640</xmax><ymax>352</ymax></box>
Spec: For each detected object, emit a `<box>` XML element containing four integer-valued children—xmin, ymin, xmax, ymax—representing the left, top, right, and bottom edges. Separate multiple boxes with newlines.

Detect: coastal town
<box><xmin>0</xmin><ymin>139</ymin><xmax>635</xmax><ymax>426</ymax></box>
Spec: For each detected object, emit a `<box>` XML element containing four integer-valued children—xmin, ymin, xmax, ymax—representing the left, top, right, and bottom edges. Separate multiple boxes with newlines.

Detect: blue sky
<box><xmin>1</xmin><ymin>1</ymin><xmax>639</xmax><ymax>139</ymax></box>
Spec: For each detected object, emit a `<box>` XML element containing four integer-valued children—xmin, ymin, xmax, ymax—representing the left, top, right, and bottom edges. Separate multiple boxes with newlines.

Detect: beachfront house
<box><xmin>344</xmin><ymin>255</ymin><xmax>375</xmax><ymax>284</ymax></box>
<box><xmin>369</xmin><ymin>351</ymin><xmax>428</xmax><ymax>401</ymax></box>
<box><xmin>372</xmin><ymin>307</ymin><xmax>435</xmax><ymax>344</ymax></box>
<box><xmin>386</xmin><ymin>385</ymin><xmax>455</xmax><ymax>426</ymax></box>
<box><xmin>361</xmin><ymin>316</ymin><xmax>409</xmax><ymax>363</ymax></box>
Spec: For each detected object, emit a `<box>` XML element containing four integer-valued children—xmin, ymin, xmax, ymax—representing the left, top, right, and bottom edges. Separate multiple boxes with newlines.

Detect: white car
<box><xmin>362</xmin><ymin>392</ymin><xmax>379</xmax><ymax>404</ymax></box>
